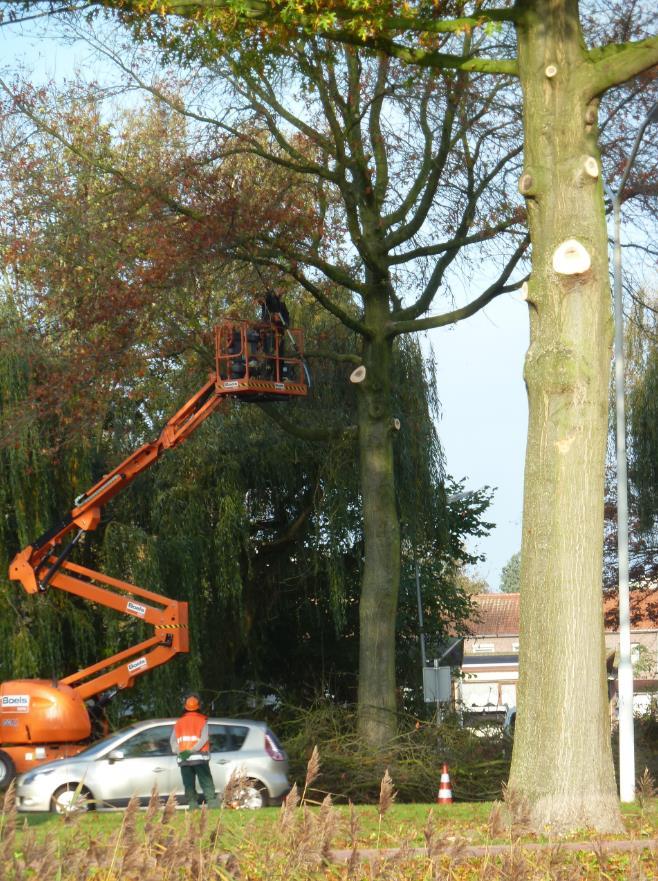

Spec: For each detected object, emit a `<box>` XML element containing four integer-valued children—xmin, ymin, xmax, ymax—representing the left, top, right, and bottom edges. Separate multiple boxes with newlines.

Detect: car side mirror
<box><xmin>107</xmin><ymin>749</ymin><xmax>125</xmax><ymax>762</ymax></box>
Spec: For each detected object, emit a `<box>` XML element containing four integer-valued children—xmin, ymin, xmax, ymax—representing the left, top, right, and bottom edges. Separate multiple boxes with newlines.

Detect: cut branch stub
<box><xmin>350</xmin><ymin>365</ymin><xmax>367</xmax><ymax>384</ymax></box>
<box><xmin>518</xmin><ymin>173</ymin><xmax>534</xmax><ymax>196</ymax></box>
<box><xmin>552</xmin><ymin>239</ymin><xmax>591</xmax><ymax>275</ymax></box>
<box><xmin>585</xmin><ymin>106</ymin><xmax>597</xmax><ymax>126</ymax></box>
<box><xmin>392</xmin><ymin>417</ymin><xmax>401</xmax><ymax>431</ymax></box>
<box><xmin>583</xmin><ymin>157</ymin><xmax>599</xmax><ymax>178</ymax></box>
<box><xmin>545</xmin><ymin>65</ymin><xmax>558</xmax><ymax>78</ymax></box>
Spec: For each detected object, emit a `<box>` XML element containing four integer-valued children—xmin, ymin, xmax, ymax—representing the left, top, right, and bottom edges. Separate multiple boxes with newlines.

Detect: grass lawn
<box><xmin>13</xmin><ymin>798</ymin><xmax>658</xmax><ymax>845</ymax></box>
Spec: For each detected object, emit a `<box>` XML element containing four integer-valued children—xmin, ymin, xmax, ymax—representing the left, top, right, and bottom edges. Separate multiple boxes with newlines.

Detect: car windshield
<box><xmin>68</xmin><ymin>723</ymin><xmax>145</xmax><ymax>759</ymax></box>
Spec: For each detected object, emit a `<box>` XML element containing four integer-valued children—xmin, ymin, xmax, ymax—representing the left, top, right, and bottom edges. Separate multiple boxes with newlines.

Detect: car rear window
<box><xmin>209</xmin><ymin>724</ymin><xmax>249</xmax><ymax>752</ymax></box>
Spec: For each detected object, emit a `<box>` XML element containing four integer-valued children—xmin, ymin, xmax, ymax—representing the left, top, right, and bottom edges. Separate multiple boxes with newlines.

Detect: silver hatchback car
<box><xmin>16</xmin><ymin>717</ymin><xmax>290</xmax><ymax>813</ymax></box>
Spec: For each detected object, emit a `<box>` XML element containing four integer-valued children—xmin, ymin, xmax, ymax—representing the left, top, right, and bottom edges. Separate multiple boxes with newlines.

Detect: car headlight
<box><xmin>21</xmin><ymin>767</ymin><xmax>56</xmax><ymax>786</ymax></box>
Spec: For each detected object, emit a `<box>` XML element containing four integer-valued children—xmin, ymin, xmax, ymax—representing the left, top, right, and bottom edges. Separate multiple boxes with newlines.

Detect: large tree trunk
<box><xmin>356</xmin><ymin>329</ymin><xmax>400</xmax><ymax>747</ymax></box>
<box><xmin>509</xmin><ymin>0</ymin><xmax>622</xmax><ymax>833</ymax></box>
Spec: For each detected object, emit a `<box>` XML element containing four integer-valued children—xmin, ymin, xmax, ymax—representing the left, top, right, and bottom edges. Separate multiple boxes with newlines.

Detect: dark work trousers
<box><xmin>180</xmin><ymin>762</ymin><xmax>218</xmax><ymax>808</ymax></box>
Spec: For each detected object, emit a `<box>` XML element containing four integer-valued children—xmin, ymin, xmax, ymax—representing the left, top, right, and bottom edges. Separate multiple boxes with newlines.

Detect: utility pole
<box><xmin>604</xmin><ymin>99</ymin><xmax>658</xmax><ymax>803</ymax></box>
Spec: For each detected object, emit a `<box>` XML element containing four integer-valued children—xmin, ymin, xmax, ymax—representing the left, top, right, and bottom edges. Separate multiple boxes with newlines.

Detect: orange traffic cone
<box><xmin>437</xmin><ymin>762</ymin><xmax>453</xmax><ymax>804</ymax></box>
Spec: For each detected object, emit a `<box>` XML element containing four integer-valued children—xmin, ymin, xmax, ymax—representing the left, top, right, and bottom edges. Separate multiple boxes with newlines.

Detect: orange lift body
<box><xmin>2</xmin><ymin>320</ymin><xmax>308</xmax><ymax>781</ymax></box>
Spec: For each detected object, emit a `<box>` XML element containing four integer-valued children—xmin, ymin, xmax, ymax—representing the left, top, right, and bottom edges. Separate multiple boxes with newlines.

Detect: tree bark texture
<box><xmin>509</xmin><ymin>0</ymin><xmax>622</xmax><ymax>833</ymax></box>
<box><xmin>356</xmin><ymin>326</ymin><xmax>400</xmax><ymax>747</ymax></box>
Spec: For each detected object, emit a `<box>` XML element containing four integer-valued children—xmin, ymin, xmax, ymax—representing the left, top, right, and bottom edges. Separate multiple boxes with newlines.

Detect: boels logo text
<box><xmin>127</xmin><ymin>658</ymin><xmax>148</xmax><ymax>674</ymax></box>
<box><xmin>1</xmin><ymin>695</ymin><xmax>30</xmax><ymax>713</ymax></box>
<box><xmin>126</xmin><ymin>601</ymin><xmax>147</xmax><ymax>618</ymax></box>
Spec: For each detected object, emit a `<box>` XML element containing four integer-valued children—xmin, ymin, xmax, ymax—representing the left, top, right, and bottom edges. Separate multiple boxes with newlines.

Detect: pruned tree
<box><xmin>111</xmin><ymin>38</ymin><xmax>528</xmax><ymax>744</ymax></box>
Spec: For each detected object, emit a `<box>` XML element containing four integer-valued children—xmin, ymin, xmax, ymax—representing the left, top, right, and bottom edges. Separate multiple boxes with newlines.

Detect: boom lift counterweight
<box><xmin>1</xmin><ymin>319</ymin><xmax>308</xmax><ymax>786</ymax></box>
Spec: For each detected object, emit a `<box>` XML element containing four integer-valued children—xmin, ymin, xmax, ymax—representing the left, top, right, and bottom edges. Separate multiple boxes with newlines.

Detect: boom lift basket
<box><xmin>215</xmin><ymin>320</ymin><xmax>308</xmax><ymax>399</ymax></box>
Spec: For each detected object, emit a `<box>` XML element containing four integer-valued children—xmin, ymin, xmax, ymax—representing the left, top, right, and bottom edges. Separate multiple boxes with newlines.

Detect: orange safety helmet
<box><xmin>184</xmin><ymin>694</ymin><xmax>201</xmax><ymax>712</ymax></box>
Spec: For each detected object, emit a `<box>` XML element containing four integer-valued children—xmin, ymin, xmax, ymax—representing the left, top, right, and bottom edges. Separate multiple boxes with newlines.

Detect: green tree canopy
<box><xmin>500</xmin><ymin>551</ymin><xmax>520</xmax><ymax>593</ymax></box>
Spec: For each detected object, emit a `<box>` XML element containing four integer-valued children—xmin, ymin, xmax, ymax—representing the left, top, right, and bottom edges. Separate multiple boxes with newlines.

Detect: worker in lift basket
<box><xmin>170</xmin><ymin>695</ymin><xmax>219</xmax><ymax>809</ymax></box>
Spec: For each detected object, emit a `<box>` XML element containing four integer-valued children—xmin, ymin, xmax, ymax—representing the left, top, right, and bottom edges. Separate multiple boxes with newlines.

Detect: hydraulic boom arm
<box><xmin>7</xmin><ymin>319</ymin><xmax>308</xmax><ymax>706</ymax></box>
<box><xmin>9</xmin><ymin>376</ymin><xmax>222</xmax><ymax>596</ymax></box>
<box><xmin>0</xmin><ymin>320</ymin><xmax>307</xmax><ymax>777</ymax></box>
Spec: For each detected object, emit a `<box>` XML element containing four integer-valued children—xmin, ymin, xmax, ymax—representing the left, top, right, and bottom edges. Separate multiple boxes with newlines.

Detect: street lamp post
<box><xmin>603</xmin><ymin>99</ymin><xmax>658</xmax><ymax>804</ymax></box>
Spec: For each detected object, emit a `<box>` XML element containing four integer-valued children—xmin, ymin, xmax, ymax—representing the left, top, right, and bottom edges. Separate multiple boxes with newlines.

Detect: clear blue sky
<box><xmin>432</xmin><ymin>292</ymin><xmax>529</xmax><ymax>592</ymax></box>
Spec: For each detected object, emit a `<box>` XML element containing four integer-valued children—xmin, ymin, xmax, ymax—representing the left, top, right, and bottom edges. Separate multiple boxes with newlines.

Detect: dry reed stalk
<box><xmin>317</xmin><ymin>793</ymin><xmax>338</xmax><ymax>862</ymax></box>
<box><xmin>347</xmin><ymin>800</ymin><xmax>360</xmax><ymax>849</ymax></box>
<box><xmin>344</xmin><ymin>799</ymin><xmax>361</xmax><ymax>879</ymax></box>
<box><xmin>377</xmin><ymin>769</ymin><xmax>396</xmax><ymax>849</ymax></box>
<box><xmin>637</xmin><ymin>767</ymin><xmax>656</xmax><ymax>808</ymax></box>
<box><xmin>198</xmin><ymin>801</ymin><xmax>208</xmax><ymax>837</ymax></box>
<box><xmin>216</xmin><ymin>851</ymin><xmax>241</xmax><ymax>878</ymax></box>
<box><xmin>119</xmin><ymin>796</ymin><xmax>146</xmax><ymax>878</ymax></box>
<box><xmin>0</xmin><ymin>781</ymin><xmax>17</xmax><ymax>866</ymax></box>
<box><xmin>144</xmin><ymin>786</ymin><xmax>161</xmax><ymax>838</ymax></box>
<box><xmin>626</xmin><ymin>848</ymin><xmax>645</xmax><ymax>881</ymax></box>
<box><xmin>290</xmin><ymin>805</ymin><xmax>325</xmax><ymax>871</ymax></box>
<box><xmin>422</xmin><ymin>809</ymin><xmax>468</xmax><ymax>881</ymax></box>
<box><xmin>501</xmin><ymin>782</ymin><xmax>532</xmax><ymax>841</ymax></box>
<box><xmin>162</xmin><ymin>791</ymin><xmax>177</xmax><ymax>824</ymax></box>
<box><xmin>106</xmin><ymin>794</ymin><xmax>134</xmax><ymax>878</ymax></box>
<box><xmin>423</xmin><ymin>809</ymin><xmax>442</xmax><ymax>881</ymax></box>
<box><xmin>487</xmin><ymin>801</ymin><xmax>506</xmax><ymax>839</ymax></box>
<box><xmin>222</xmin><ymin>768</ymin><xmax>248</xmax><ymax>809</ymax></box>
<box><xmin>592</xmin><ymin>837</ymin><xmax>610</xmax><ymax>874</ymax></box>
<box><xmin>28</xmin><ymin>831</ymin><xmax>59</xmax><ymax>880</ymax></box>
<box><xmin>301</xmin><ymin>745</ymin><xmax>321</xmax><ymax>804</ymax></box>
<box><xmin>143</xmin><ymin>791</ymin><xmax>177</xmax><ymax>865</ymax></box>
<box><xmin>278</xmin><ymin>782</ymin><xmax>300</xmax><ymax>835</ymax></box>
<box><xmin>499</xmin><ymin>841</ymin><xmax>534</xmax><ymax>881</ymax></box>
<box><xmin>60</xmin><ymin>835</ymin><xmax>103</xmax><ymax>881</ymax></box>
<box><xmin>546</xmin><ymin>844</ymin><xmax>572</xmax><ymax>881</ymax></box>
<box><xmin>378</xmin><ymin>769</ymin><xmax>396</xmax><ymax>817</ymax></box>
<box><xmin>208</xmin><ymin>812</ymin><xmax>224</xmax><ymax>864</ymax></box>
<box><xmin>346</xmin><ymin>845</ymin><xmax>360</xmax><ymax>879</ymax></box>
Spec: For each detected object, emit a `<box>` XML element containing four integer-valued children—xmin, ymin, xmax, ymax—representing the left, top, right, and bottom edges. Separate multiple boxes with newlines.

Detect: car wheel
<box><xmin>0</xmin><ymin>751</ymin><xmax>16</xmax><ymax>789</ymax></box>
<box><xmin>51</xmin><ymin>784</ymin><xmax>94</xmax><ymax>814</ymax></box>
<box><xmin>237</xmin><ymin>779</ymin><xmax>269</xmax><ymax>810</ymax></box>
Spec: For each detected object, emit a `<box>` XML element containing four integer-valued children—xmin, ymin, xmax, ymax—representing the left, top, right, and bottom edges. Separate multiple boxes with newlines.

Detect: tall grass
<box><xmin>1</xmin><ymin>759</ymin><xmax>656</xmax><ymax>880</ymax></box>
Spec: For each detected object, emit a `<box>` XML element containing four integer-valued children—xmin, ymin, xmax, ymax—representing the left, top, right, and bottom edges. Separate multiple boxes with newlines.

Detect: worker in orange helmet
<box><xmin>170</xmin><ymin>694</ymin><xmax>218</xmax><ymax>809</ymax></box>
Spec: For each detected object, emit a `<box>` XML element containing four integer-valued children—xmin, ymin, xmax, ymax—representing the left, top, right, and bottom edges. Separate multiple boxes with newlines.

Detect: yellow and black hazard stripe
<box><xmin>220</xmin><ymin>379</ymin><xmax>307</xmax><ymax>394</ymax></box>
<box><xmin>243</xmin><ymin>381</ymin><xmax>307</xmax><ymax>393</ymax></box>
<box><xmin>155</xmin><ymin>623</ymin><xmax>189</xmax><ymax>630</ymax></box>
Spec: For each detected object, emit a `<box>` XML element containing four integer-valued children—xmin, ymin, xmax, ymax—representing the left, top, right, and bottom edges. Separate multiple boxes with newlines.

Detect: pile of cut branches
<box><xmin>278</xmin><ymin>702</ymin><xmax>511</xmax><ymax>803</ymax></box>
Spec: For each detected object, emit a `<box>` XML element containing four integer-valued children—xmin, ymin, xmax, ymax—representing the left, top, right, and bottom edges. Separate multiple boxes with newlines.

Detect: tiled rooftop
<box><xmin>464</xmin><ymin>589</ymin><xmax>658</xmax><ymax>636</ymax></box>
<box><xmin>465</xmin><ymin>593</ymin><xmax>520</xmax><ymax>636</ymax></box>
<box><xmin>603</xmin><ymin>587</ymin><xmax>658</xmax><ymax>631</ymax></box>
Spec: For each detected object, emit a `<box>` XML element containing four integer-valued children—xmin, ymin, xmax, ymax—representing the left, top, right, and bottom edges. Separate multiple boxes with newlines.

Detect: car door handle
<box><xmin>215</xmin><ymin>759</ymin><xmax>229</xmax><ymax>765</ymax></box>
<box><xmin>154</xmin><ymin>767</ymin><xmax>167</xmax><ymax>772</ymax></box>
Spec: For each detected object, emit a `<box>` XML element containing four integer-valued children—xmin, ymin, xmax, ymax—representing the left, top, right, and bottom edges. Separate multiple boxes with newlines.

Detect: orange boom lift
<box><xmin>1</xmin><ymin>319</ymin><xmax>308</xmax><ymax>785</ymax></box>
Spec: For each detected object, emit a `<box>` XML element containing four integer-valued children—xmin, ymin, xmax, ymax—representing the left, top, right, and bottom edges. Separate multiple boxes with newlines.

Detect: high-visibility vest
<box><xmin>173</xmin><ymin>712</ymin><xmax>210</xmax><ymax>761</ymax></box>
